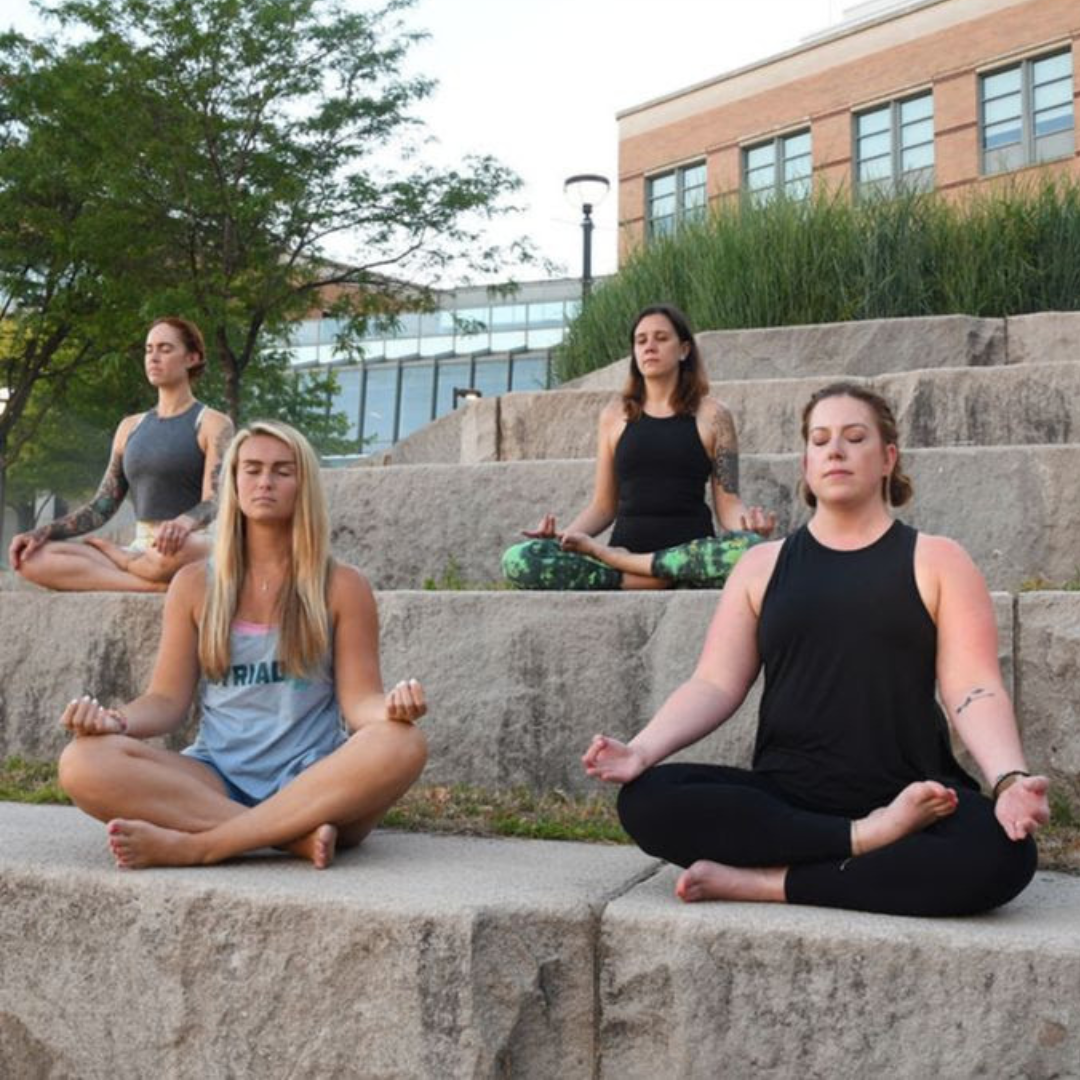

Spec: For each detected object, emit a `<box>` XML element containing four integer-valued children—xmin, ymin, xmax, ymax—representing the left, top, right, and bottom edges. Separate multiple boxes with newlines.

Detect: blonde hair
<box><xmin>199</xmin><ymin>420</ymin><xmax>333</xmax><ymax>681</ymax></box>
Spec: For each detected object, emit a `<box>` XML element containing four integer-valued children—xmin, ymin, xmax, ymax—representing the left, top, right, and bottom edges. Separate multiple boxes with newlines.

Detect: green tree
<box><xmin>45</xmin><ymin>0</ymin><xmax>525</xmax><ymax>419</ymax></box>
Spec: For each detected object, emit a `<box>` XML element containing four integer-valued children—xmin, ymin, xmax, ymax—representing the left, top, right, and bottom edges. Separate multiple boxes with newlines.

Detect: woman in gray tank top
<box><xmin>8</xmin><ymin>317</ymin><xmax>233</xmax><ymax>591</ymax></box>
<box><xmin>55</xmin><ymin>420</ymin><xmax>428</xmax><ymax>869</ymax></box>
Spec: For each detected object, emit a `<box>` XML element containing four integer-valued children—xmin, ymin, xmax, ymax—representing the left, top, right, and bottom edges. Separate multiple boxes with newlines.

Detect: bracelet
<box><xmin>992</xmin><ymin>770</ymin><xmax>1030</xmax><ymax>800</ymax></box>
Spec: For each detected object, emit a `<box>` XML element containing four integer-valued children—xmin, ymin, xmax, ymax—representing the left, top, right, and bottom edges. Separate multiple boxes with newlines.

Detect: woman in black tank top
<box><xmin>502</xmin><ymin>304</ymin><xmax>774</xmax><ymax>590</ymax></box>
<box><xmin>584</xmin><ymin>383</ymin><xmax>1049</xmax><ymax>917</ymax></box>
<box><xmin>9</xmin><ymin>317</ymin><xmax>233</xmax><ymax>592</ymax></box>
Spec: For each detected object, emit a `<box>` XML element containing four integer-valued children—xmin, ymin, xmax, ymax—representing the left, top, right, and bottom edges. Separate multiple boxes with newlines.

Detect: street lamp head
<box><xmin>563</xmin><ymin>173</ymin><xmax>610</xmax><ymax>216</ymax></box>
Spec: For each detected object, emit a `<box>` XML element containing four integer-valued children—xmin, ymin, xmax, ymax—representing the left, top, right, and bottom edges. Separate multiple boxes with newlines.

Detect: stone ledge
<box><xmin>0</xmin><ymin>590</ymin><xmax>1036</xmax><ymax>798</ymax></box>
<box><xmin>598</xmin><ymin>866</ymin><xmax>1080</xmax><ymax>1079</ymax></box>
<box><xmin>2</xmin><ymin>804</ymin><xmax>1077</xmax><ymax>1079</ymax></box>
<box><xmin>0</xmin><ymin>803</ymin><xmax>653</xmax><ymax>1080</ymax></box>
<box><xmin>322</xmin><ymin>446</ymin><xmax>1080</xmax><ymax>591</ymax></box>
<box><xmin>567</xmin><ymin>314</ymin><xmax>1007</xmax><ymax>389</ymax></box>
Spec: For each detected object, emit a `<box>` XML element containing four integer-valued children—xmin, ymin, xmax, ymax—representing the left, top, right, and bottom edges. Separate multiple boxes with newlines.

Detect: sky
<box><xmin>4</xmin><ymin>0</ymin><xmax>849</xmax><ymax>283</ymax></box>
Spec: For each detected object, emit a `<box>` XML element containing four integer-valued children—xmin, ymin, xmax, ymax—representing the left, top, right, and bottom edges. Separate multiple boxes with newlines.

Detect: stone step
<box><xmin>323</xmin><ymin>445</ymin><xmax>1080</xmax><ymax>591</ymax></box>
<box><xmin>2</xmin><ymin>804</ymin><xmax>1078</xmax><ymax>1078</ymax></box>
<box><xmin>386</xmin><ymin>361</ymin><xmax>1080</xmax><ymax>464</ymax></box>
<box><xmin>568</xmin><ymin>310</ymin><xmax>1080</xmax><ymax>390</ymax></box>
<box><xmin>4</xmin><ymin>590</ymin><xmax>1076</xmax><ymax>807</ymax></box>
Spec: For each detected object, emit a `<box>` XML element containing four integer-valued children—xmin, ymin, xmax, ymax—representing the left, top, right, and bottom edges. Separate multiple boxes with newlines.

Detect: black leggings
<box><xmin>617</xmin><ymin>763</ymin><xmax>1037</xmax><ymax>917</ymax></box>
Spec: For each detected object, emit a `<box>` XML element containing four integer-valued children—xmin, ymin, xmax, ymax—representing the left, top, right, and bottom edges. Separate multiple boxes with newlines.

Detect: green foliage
<box><xmin>421</xmin><ymin>556</ymin><xmax>510</xmax><ymax>591</ymax></box>
<box><xmin>0</xmin><ymin>0</ymin><xmax>525</xmax><ymax>515</ymax></box>
<box><xmin>557</xmin><ymin>179</ymin><xmax>1080</xmax><ymax>381</ymax></box>
<box><xmin>0</xmin><ymin>757</ymin><xmax>71</xmax><ymax>804</ymax></box>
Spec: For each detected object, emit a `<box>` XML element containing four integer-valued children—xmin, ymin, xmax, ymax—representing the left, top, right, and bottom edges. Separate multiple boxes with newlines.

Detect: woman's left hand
<box><xmin>740</xmin><ymin>506</ymin><xmax>777</xmax><ymax>538</ymax></box>
<box><xmin>387</xmin><ymin>678</ymin><xmax>427</xmax><ymax>724</ymax></box>
<box><xmin>153</xmin><ymin>515</ymin><xmax>194</xmax><ymax>556</ymax></box>
<box><xmin>994</xmin><ymin>775</ymin><xmax>1051</xmax><ymax>841</ymax></box>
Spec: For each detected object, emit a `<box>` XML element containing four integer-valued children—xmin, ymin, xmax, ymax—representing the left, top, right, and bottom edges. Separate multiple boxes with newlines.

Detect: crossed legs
<box><xmin>618</xmin><ymin>763</ymin><xmax>1037</xmax><ymax>916</ymax></box>
<box><xmin>59</xmin><ymin>722</ymin><xmax>427</xmax><ymax>869</ymax></box>
<box><xmin>17</xmin><ymin>532</ymin><xmax>210</xmax><ymax>592</ymax></box>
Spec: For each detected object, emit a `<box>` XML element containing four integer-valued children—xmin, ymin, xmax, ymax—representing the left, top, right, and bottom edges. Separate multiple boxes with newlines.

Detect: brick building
<box><xmin>617</xmin><ymin>0</ymin><xmax>1079</xmax><ymax>255</ymax></box>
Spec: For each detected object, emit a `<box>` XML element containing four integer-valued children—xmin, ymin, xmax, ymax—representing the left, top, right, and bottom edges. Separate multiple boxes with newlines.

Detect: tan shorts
<box><xmin>127</xmin><ymin>521</ymin><xmax>208</xmax><ymax>554</ymax></box>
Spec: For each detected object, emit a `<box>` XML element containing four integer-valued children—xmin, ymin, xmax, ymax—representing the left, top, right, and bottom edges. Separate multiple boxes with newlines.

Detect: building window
<box><xmin>855</xmin><ymin>92</ymin><xmax>934</xmax><ymax>196</ymax></box>
<box><xmin>743</xmin><ymin>130</ymin><xmax>812</xmax><ymax>203</ymax></box>
<box><xmin>981</xmin><ymin>49</ymin><xmax>1074</xmax><ymax>175</ymax></box>
<box><xmin>646</xmin><ymin>161</ymin><xmax>707</xmax><ymax>238</ymax></box>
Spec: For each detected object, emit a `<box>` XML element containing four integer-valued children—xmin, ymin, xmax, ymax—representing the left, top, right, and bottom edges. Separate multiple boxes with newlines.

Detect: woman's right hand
<box><xmin>522</xmin><ymin>513</ymin><xmax>559</xmax><ymax>540</ymax></box>
<box><xmin>582</xmin><ymin>734</ymin><xmax>648</xmax><ymax>784</ymax></box>
<box><xmin>60</xmin><ymin>695</ymin><xmax>128</xmax><ymax>737</ymax></box>
<box><xmin>8</xmin><ymin>529</ymin><xmax>46</xmax><ymax>571</ymax></box>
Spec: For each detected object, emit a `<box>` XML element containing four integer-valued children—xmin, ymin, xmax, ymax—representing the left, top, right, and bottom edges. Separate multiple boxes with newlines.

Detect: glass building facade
<box><xmin>289</xmin><ymin>279</ymin><xmax>587</xmax><ymax>455</ymax></box>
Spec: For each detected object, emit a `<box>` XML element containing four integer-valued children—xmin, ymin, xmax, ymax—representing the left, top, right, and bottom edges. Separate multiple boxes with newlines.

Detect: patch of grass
<box><xmin>1019</xmin><ymin>571</ymin><xmax>1080</xmax><ymax>592</ymax></box>
<box><xmin>4</xmin><ymin>759</ymin><xmax>1076</xmax><ymax>871</ymax></box>
<box><xmin>383</xmin><ymin>784</ymin><xmax>628</xmax><ymax>844</ymax></box>
<box><xmin>422</xmin><ymin>557</ymin><xmax>511</xmax><ymax>591</ymax></box>
<box><xmin>0</xmin><ymin>757</ymin><xmax>70</xmax><ymax>805</ymax></box>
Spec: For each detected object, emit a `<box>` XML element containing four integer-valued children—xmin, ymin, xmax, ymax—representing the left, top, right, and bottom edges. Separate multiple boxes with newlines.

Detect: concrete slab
<box><xmin>567</xmin><ymin>315</ymin><xmax>1006</xmax><ymax>390</ymax></box>
<box><xmin>599</xmin><ymin>866</ymin><xmax>1080</xmax><ymax>1079</ymax></box>
<box><xmin>0</xmin><ymin>803</ymin><xmax>654</xmax><ymax>1079</ymax></box>
<box><xmin>1007</xmin><ymin>311</ymin><xmax>1080</xmax><ymax>366</ymax></box>
<box><xmin>1016</xmin><ymin>592</ymin><xmax>1080</xmax><ymax>804</ymax></box>
<box><xmin>0</xmin><ymin>592</ymin><xmax>1020</xmax><ymax>797</ymax></box>
<box><xmin>484</xmin><ymin>363</ymin><xmax>1080</xmax><ymax>462</ymax></box>
<box><xmin>321</xmin><ymin>446</ymin><xmax>1080</xmax><ymax>592</ymax></box>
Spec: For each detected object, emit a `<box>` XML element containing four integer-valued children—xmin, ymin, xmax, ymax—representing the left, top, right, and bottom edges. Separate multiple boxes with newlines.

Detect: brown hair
<box><xmin>800</xmin><ymin>381</ymin><xmax>913</xmax><ymax>508</ymax></box>
<box><xmin>150</xmin><ymin>316</ymin><xmax>206</xmax><ymax>381</ymax></box>
<box><xmin>621</xmin><ymin>304</ymin><xmax>709</xmax><ymax>422</ymax></box>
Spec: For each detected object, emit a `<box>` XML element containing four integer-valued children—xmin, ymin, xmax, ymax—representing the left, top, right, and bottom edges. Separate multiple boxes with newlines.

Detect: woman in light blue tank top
<box><xmin>8</xmin><ymin>317</ymin><xmax>233</xmax><ymax>592</ymax></box>
<box><xmin>56</xmin><ymin>420</ymin><xmax>428</xmax><ymax>870</ymax></box>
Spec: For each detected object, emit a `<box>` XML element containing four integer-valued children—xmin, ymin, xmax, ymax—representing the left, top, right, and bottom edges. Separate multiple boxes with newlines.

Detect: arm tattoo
<box><xmin>41</xmin><ymin>452</ymin><xmax>129</xmax><ymax>541</ymax></box>
<box><xmin>711</xmin><ymin>406</ymin><xmax>740</xmax><ymax>495</ymax></box>
<box><xmin>955</xmin><ymin>687</ymin><xmax>995</xmax><ymax>716</ymax></box>
<box><xmin>185</xmin><ymin>419</ymin><xmax>234</xmax><ymax>529</ymax></box>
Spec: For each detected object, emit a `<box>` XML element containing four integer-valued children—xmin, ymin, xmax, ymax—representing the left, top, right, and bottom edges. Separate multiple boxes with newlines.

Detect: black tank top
<box><xmin>754</xmin><ymin>521</ymin><xmax>977</xmax><ymax>816</ymax></box>
<box><xmin>608</xmin><ymin>413</ymin><xmax>714</xmax><ymax>552</ymax></box>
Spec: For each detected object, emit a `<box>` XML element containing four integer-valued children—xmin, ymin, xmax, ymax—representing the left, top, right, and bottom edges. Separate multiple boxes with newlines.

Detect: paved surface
<box><xmin>2</xmin><ymin>804</ymin><xmax>1078</xmax><ymax>1079</ymax></box>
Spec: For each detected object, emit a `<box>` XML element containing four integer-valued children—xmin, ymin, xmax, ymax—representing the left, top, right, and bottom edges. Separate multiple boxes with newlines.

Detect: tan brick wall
<box><xmin>619</xmin><ymin>0</ymin><xmax>1080</xmax><ymax>260</ymax></box>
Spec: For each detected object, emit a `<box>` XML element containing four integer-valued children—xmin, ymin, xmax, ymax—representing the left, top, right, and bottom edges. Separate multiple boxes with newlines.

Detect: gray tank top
<box><xmin>185</xmin><ymin>620</ymin><xmax>347</xmax><ymax>801</ymax></box>
<box><xmin>122</xmin><ymin>401</ymin><xmax>206</xmax><ymax>521</ymax></box>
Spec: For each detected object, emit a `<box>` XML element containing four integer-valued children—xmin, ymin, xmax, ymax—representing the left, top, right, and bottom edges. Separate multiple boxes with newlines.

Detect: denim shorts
<box><xmin>184</xmin><ymin>751</ymin><xmax>262</xmax><ymax>808</ymax></box>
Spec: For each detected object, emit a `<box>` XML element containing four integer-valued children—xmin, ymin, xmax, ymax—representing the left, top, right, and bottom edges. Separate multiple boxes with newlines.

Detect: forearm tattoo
<box><xmin>186</xmin><ymin>420</ymin><xmax>234</xmax><ymax>529</ymax></box>
<box><xmin>41</xmin><ymin>453</ymin><xmax>129</xmax><ymax>541</ymax></box>
<box><xmin>711</xmin><ymin>406</ymin><xmax>740</xmax><ymax>495</ymax></box>
<box><xmin>955</xmin><ymin>687</ymin><xmax>995</xmax><ymax>717</ymax></box>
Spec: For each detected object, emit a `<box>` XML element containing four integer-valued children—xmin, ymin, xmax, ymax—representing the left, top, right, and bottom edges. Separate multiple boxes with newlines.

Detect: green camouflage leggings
<box><xmin>501</xmin><ymin>532</ymin><xmax>764</xmax><ymax>591</ymax></box>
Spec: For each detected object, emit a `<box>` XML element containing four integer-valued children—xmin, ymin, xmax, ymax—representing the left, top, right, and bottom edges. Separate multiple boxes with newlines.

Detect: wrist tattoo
<box><xmin>955</xmin><ymin>687</ymin><xmax>994</xmax><ymax>716</ymax></box>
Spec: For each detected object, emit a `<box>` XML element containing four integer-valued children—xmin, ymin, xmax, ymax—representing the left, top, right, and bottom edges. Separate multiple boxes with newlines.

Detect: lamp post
<box><xmin>563</xmin><ymin>173</ymin><xmax>610</xmax><ymax>304</ymax></box>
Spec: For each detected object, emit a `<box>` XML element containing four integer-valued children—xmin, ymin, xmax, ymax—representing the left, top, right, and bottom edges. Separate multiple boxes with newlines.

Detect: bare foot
<box><xmin>851</xmin><ymin>780</ymin><xmax>958</xmax><ymax>856</ymax></box>
<box><xmin>675</xmin><ymin>861</ymin><xmax>786</xmax><ymax>904</ymax></box>
<box><xmin>287</xmin><ymin>823</ymin><xmax>338</xmax><ymax>869</ymax></box>
<box><xmin>107</xmin><ymin>819</ymin><xmax>200</xmax><ymax>869</ymax></box>
<box><xmin>85</xmin><ymin>536</ymin><xmax>135</xmax><ymax>571</ymax></box>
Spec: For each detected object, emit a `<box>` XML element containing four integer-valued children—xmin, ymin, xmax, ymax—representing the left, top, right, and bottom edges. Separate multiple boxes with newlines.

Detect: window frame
<box><xmin>980</xmin><ymin>48</ymin><xmax>1074</xmax><ymax>176</ymax></box>
<box><xmin>645</xmin><ymin>159</ymin><xmax>707</xmax><ymax>240</ymax></box>
<box><xmin>741</xmin><ymin>128</ymin><xmax>813</xmax><ymax>204</ymax></box>
<box><xmin>853</xmin><ymin>90</ymin><xmax>935</xmax><ymax>198</ymax></box>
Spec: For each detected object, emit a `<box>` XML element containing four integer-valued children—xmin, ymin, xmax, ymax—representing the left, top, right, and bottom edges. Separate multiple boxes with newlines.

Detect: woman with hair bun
<box><xmin>8</xmin><ymin>317</ymin><xmax>233</xmax><ymax>591</ymax></box>
<box><xmin>585</xmin><ymin>383</ymin><xmax>1049</xmax><ymax>916</ymax></box>
<box><xmin>56</xmin><ymin>420</ymin><xmax>427</xmax><ymax>870</ymax></box>
<box><xmin>502</xmin><ymin>304</ymin><xmax>774</xmax><ymax>591</ymax></box>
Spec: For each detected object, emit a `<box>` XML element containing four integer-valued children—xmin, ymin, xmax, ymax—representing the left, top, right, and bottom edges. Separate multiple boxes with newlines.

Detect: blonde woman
<box><xmin>57</xmin><ymin>420</ymin><xmax>427</xmax><ymax>869</ymax></box>
<box><xmin>9</xmin><ymin>317</ymin><xmax>233</xmax><ymax>591</ymax></box>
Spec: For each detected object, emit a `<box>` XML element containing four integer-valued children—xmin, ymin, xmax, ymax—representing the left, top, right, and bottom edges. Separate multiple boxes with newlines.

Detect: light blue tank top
<box><xmin>185</xmin><ymin>620</ymin><xmax>347</xmax><ymax>801</ymax></box>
